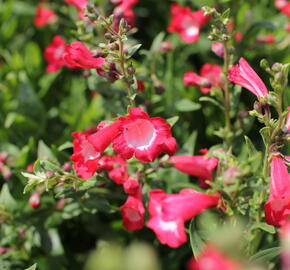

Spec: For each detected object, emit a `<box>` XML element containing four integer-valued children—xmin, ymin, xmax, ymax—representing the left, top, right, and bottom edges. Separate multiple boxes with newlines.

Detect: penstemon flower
<box><xmin>167</xmin><ymin>3</ymin><xmax>210</xmax><ymax>43</ymax></box>
<box><xmin>63</xmin><ymin>42</ymin><xmax>106</xmax><ymax>70</ymax></box>
<box><xmin>211</xmin><ymin>42</ymin><xmax>224</xmax><ymax>58</ymax></box>
<box><xmin>264</xmin><ymin>156</ymin><xmax>290</xmax><ymax>226</ymax></box>
<box><xmin>170</xmin><ymin>151</ymin><xmax>218</xmax><ymax>188</ymax></box>
<box><xmin>34</xmin><ymin>5</ymin><xmax>57</xmax><ymax>27</ymax></box>
<box><xmin>64</xmin><ymin>0</ymin><xmax>88</xmax><ymax>18</ymax></box>
<box><xmin>44</xmin><ymin>35</ymin><xmax>67</xmax><ymax>73</ymax></box>
<box><xmin>184</xmin><ymin>64</ymin><xmax>223</xmax><ymax>94</ymax></box>
<box><xmin>112</xmin><ymin>108</ymin><xmax>178</xmax><ymax>162</ymax></box>
<box><xmin>147</xmin><ymin>189</ymin><xmax>220</xmax><ymax>248</ymax></box>
<box><xmin>228</xmin><ymin>57</ymin><xmax>268</xmax><ymax>99</ymax></box>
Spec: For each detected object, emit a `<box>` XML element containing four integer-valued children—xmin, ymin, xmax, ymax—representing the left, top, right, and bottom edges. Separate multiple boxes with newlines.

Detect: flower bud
<box><xmin>127</xmin><ymin>65</ymin><xmax>135</xmax><ymax>75</ymax></box>
<box><xmin>62</xmin><ymin>162</ymin><xmax>72</xmax><ymax>172</ymax></box>
<box><xmin>46</xmin><ymin>170</ymin><xmax>55</xmax><ymax>178</ymax></box>
<box><xmin>104</xmin><ymin>33</ymin><xmax>113</xmax><ymax>40</ymax></box>
<box><xmin>159</xmin><ymin>41</ymin><xmax>173</xmax><ymax>52</ymax></box>
<box><xmin>29</xmin><ymin>191</ymin><xmax>41</xmax><ymax>209</ymax></box>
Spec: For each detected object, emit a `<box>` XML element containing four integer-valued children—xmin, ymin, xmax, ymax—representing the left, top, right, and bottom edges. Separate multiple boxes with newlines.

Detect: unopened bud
<box><xmin>159</xmin><ymin>41</ymin><xmax>173</xmax><ymax>52</ymax></box>
<box><xmin>46</xmin><ymin>170</ymin><xmax>55</xmax><ymax>178</ymax></box>
<box><xmin>29</xmin><ymin>191</ymin><xmax>41</xmax><ymax>209</ymax></box>
<box><xmin>127</xmin><ymin>65</ymin><xmax>135</xmax><ymax>75</ymax></box>
<box><xmin>62</xmin><ymin>163</ymin><xmax>72</xmax><ymax>172</ymax></box>
<box><xmin>104</xmin><ymin>33</ymin><xmax>113</xmax><ymax>40</ymax></box>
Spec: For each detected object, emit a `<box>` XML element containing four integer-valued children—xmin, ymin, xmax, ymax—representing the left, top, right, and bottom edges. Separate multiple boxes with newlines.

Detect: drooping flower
<box><xmin>71</xmin><ymin>121</ymin><xmax>121</xmax><ymax>179</ymax></box>
<box><xmin>211</xmin><ymin>42</ymin><xmax>224</xmax><ymax>58</ymax></box>
<box><xmin>264</xmin><ymin>156</ymin><xmax>290</xmax><ymax>227</ymax></box>
<box><xmin>256</xmin><ymin>34</ymin><xmax>275</xmax><ymax>44</ymax></box>
<box><xmin>64</xmin><ymin>0</ymin><xmax>88</xmax><ymax>18</ymax></box>
<box><xmin>111</xmin><ymin>0</ymin><xmax>138</xmax><ymax>28</ymax></box>
<box><xmin>228</xmin><ymin>57</ymin><xmax>268</xmax><ymax>99</ymax></box>
<box><xmin>147</xmin><ymin>189</ymin><xmax>220</xmax><ymax>248</ymax></box>
<box><xmin>184</xmin><ymin>64</ymin><xmax>223</xmax><ymax>94</ymax></box>
<box><xmin>170</xmin><ymin>152</ymin><xmax>218</xmax><ymax>188</ymax></box>
<box><xmin>44</xmin><ymin>35</ymin><xmax>67</xmax><ymax>73</ymax></box>
<box><xmin>120</xmin><ymin>184</ymin><xmax>144</xmax><ymax>230</ymax></box>
<box><xmin>112</xmin><ymin>107</ymin><xmax>178</xmax><ymax>162</ymax></box>
<box><xmin>280</xmin><ymin>2</ymin><xmax>290</xmax><ymax>17</ymax></box>
<box><xmin>123</xmin><ymin>177</ymin><xmax>140</xmax><ymax>195</ymax></box>
<box><xmin>34</xmin><ymin>5</ymin><xmax>57</xmax><ymax>27</ymax></box>
<box><xmin>187</xmin><ymin>245</ymin><xmax>241</xmax><ymax>270</ymax></box>
<box><xmin>167</xmin><ymin>3</ymin><xmax>210</xmax><ymax>43</ymax></box>
<box><xmin>63</xmin><ymin>42</ymin><xmax>106</xmax><ymax>70</ymax></box>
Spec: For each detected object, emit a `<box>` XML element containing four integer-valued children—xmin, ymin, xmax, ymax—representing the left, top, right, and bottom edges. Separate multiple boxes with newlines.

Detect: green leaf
<box><xmin>166</xmin><ymin>116</ymin><xmax>179</xmax><ymax>127</ymax></box>
<box><xmin>34</xmin><ymin>159</ymin><xmax>62</xmax><ymax>175</ymax></box>
<box><xmin>199</xmin><ymin>96</ymin><xmax>224</xmax><ymax>110</ymax></box>
<box><xmin>125</xmin><ymin>44</ymin><xmax>142</xmax><ymax>59</ymax></box>
<box><xmin>244</xmin><ymin>136</ymin><xmax>258</xmax><ymax>156</ymax></box>
<box><xmin>0</xmin><ymin>184</ymin><xmax>17</xmax><ymax>211</ymax></box>
<box><xmin>24</xmin><ymin>263</ymin><xmax>37</xmax><ymax>270</ymax></box>
<box><xmin>182</xmin><ymin>130</ymin><xmax>197</xmax><ymax>155</ymax></box>
<box><xmin>259</xmin><ymin>127</ymin><xmax>271</xmax><ymax>145</ymax></box>
<box><xmin>58</xmin><ymin>141</ymin><xmax>73</xmax><ymax>151</ymax></box>
<box><xmin>251</xmin><ymin>223</ymin><xmax>276</xmax><ymax>234</ymax></box>
<box><xmin>250</xmin><ymin>247</ymin><xmax>280</xmax><ymax>263</ymax></box>
<box><xmin>150</xmin><ymin>32</ymin><xmax>165</xmax><ymax>53</ymax></box>
<box><xmin>175</xmin><ymin>99</ymin><xmax>201</xmax><ymax>112</ymax></box>
<box><xmin>37</xmin><ymin>140</ymin><xmax>57</xmax><ymax>161</ymax></box>
<box><xmin>189</xmin><ymin>218</ymin><xmax>205</xmax><ymax>258</ymax></box>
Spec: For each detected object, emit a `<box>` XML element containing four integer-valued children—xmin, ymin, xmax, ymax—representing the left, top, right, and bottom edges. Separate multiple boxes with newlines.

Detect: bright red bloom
<box><xmin>170</xmin><ymin>153</ymin><xmax>218</xmax><ymax>188</ymax></box>
<box><xmin>184</xmin><ymin>64</ymin><xmax>223</xmax><ymax>94</ymax></box>
<box><xmin>211</xmin><ymin>42</ymin><xmax>224</xmax><ymax>58</ymax></box>
<box><xmin>275</xmin><ymin>0</ymin><xmax>288</xmax><ymax>9</ymax></box>
<box><xmin>228</xmin><ymin>57</ymin><xmax>268</xmax><ymax>99</ymax></box>
<box><xmin>123</xmin><ymin>177</ymin><xmax>140</xmax><ymax>195</ymax></box>
<box><xmin>167</xmin><ymin>3</ymin><xmax>210</xmax><ymax>43</ymax></box>
<box><xmin>44</xmin><ymin>35</ymin><xmax>66</xmax><ymax>73</ymax></box>
<box><xmin>34</xmin><ymin>6</ymin><xmax>57</xmax><ymax>27</ymax></box>
<box><xmin>264</xmin><ymin>156</ymin><xmax>290</xmax><ymax>227</ymax></box>
<box><xmin>112</xmin><ymin>108</ymin><xmax>178</xmax><ymax>162</ymax></box>
<box><xmin>120</xmin><ymin>185</ymin><xmax>144</xmax><ymax>230</ymax></box>
<box><xmin>71</xmin><ymin>121</ymin><xmax>121</xmax><ymax>179</ymax></box>
<box><xmin>281</xmin><ymin>2</ymin><xmax>290</xmax><ymax>16</ymax></box>
<box><xmin>64</xmin><ymin>0</ymin><xmax>88</xmax><ymax>18</ymax></box>
<box><xmin>256</xmin><ymin>34</ymin><xmax>275</xmax><ymax>44</ymax></box>
<box><xmin>26</xmin><ymin>164</ymin><xmax>34</xmax><ymax>172</ymax></box>
<box><xmin>187</xmin><ymin>245</ymin><xmax>241</xmax><ymax>270</ymax></box>
<box><xmin>29</xmin><ymin>191</ymin><xmax>41</xmax><ymax>209</ymax></box>
<box><xmin>147</xmin><ymin>189</ymin><xmax>220</xmax><ymax>248</ymax></box>
<box><xmin>109</xmin><ymin>166</ymin><xmax>128</xmax><ymax>185</ymax></box>
<box><xmin>112</xmin><ymin>0</ymin><xmax>138</xmax><ymax>28</ymax></box>
<box><xmin>63</xmin><ymin>42</ymin><xmax>106</xmax><ymax>70</ymax></box>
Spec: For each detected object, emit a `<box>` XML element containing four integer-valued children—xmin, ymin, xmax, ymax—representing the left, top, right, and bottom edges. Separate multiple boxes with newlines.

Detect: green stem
<box><xmin>271</xmin><ymin>92</ymin><xmax>284</xmax><ymax>141</ymax></box>
<box><xmin>223</xmin><ymin>41</ymin><xmax>232</xmax><ymax>148</ymax></box>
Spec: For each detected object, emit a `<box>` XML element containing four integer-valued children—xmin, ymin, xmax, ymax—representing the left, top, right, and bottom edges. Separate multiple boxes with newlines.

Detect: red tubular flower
<box><xmin>112</xmin><ymin>108</ymin><xmax>178</xmax><ymax>162</ymax></box>
<box><xmin>64</xmin><ymin>0</ymin><xmax>88</xmax><ymax>18</ymax></box>
<box><xmin>228</xmin><ymin>57</ymin><xmax>268</xmax><ymax>99</ymax></box>
<box><xmin>120</xmin><ymin>185</ymin><xmax>144</xmax><ymax>230</ymax></box>
<box><xmin>170</xmin><ymin>152</ymin><xmax>218</xmax><ymax>188</ymax></box>
<box><xmin>281</xmin><ymin>2</ymin><xmax>290</xmax><ymax>16</ymax></box>
<box><xmin>44</xmin><ymin>35</ymin><xmax>66</xmax><ymax>73</ymax></box>
<box><xmin>264</xmin><ymin>156</ymin><xmax>290</xmax><ymax>227</ymax></box>
<box><xmin>71</xmin><ymin>121</ymin><xmax>121</xmax><ymax>179</ymax></box>
<box><xmin>211</xmin><ymin>42</ymin><xmax>224</xmax><ymax>58</ymax></box>
<box><xmin>184</xmin><ymin>64</ymin><xmax>223</xmax><ymax>94</ymax></box>
<box><xmin>167</xmin><ymin>3</ymin><xmax>210</xmax><ymax>43</ymax></box>
<box><xmin>256</xmin><ymin>34</ymin><xmax>275</xmax><ymax>44</ymax></box>
<box><xmin>147</xmin><ymin>189</ymin><xmax>220</xmax><ymax>248</ymax></box>
<box><xmin>187</xmin><ymin>245</ymin><xmax>241</xmax><ymax>270</ymax></box>
<box><xmin>63</xmin><ymin>42</ymin><xmax>106</xmax><ymax>69</ymax></box>
<box><xmin>123</xmin><ymin>177</ymin><xmax>140</xmax><ymax>195</ymax></box>
<box><xmin>108</xmin><ymin>166</ymin><xmax>128</xmax><ymax>185</ymax></box>
<box><xmin>112</xmin><ymin>0</ymin><xmax>138</xmax><ymax>28</ymax></box>
<box><xmin>275</xmin><ymin>0</ymin><xmax>288</xmax><ymax>9</ymax></box>
<box><xmin>34</xmin><ymin>6</ymin><xmax>57</xmax><ymax>27</ymax></box>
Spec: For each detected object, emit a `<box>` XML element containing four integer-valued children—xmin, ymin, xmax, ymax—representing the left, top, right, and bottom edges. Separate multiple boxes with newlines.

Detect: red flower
<box><xmin>256</xmin><ymin>34</ymin><xmax>275</xmax><ymax>44</ymax></box>
<box><xmin>187</xmin><ymin>245</ymin><xmax>240</xmax><ymax>270</ymax></box>
<box><xmin>281</xmin><ymin>2</ymin><xmax>290</xmax><ymax>16</ymax></box>
<box><xmin>71</xmin><ymin>121</ymin><xmax>121</xmax><ymax>179</ymax></box>
<box><xmin>112</xmin><ymin>108</ymin><xmax>178</xmax><ymax>162</ymax></box>
<box><xmin>159</xmin><ymin>41</ymin><xmax>173</xmax><ymax>52</ymax></box>
<box><xmin>112</xmin><ymin>0</ymin><xmax>138</xmax><ymax>28</ymax></box>
<box><xmin>167</xmin><ymin>3</ymin><xmax>210</xmax><ymax>43</ymax></box>
<box><xmin>170</xmin><ymin>152</ymin><xmax>218</xmax><ymax>188</ymax></box>
<box><xmin>44</xmin><ymin>35</ymin><xmax>66</xmax><ymax>73</ymax></box>
<box><xmin>120</xmin><ymin>184</ymin><xmax>144</xmax><ymax>230</ymax></box>
<box><xmin>137</xmin><ymin>80</ymin><xmax>145</xmax><ymax>92</ymax></box>
<box><xmin>63</xmin><ymin>42</ymin><xmax>105</xmax><ymax>70</ymax></box>
<box><xmin>228</xmin><ymin>57</ymin><xmax>268</xmax><ymax>99</ymax></box>
<box><xmin>275</xmin><ymin>0</ymin><xmax>288</xmax><ymax>9</ymax></box>
<box><xmin>147</xmin><ymin>189</ymin><xmax>220</xmax><ymax>248</ymax></box>
<box><xmin>211</xmin><ymin>42</ymin><xmax>224</xmax><ymax>58</ymax></box>
<box><xmin>64</xmin><ymin>0</ymin><xmax>88</xmax><ymax>18</ymax></box>
<box><xmin>264</xmin><ymin>156</ymin><xmax>290</xmax><ymax>226</ymax></box>
<box><xmin>123</xmin><ymin>177</ymin><xmax>140</xmax><ymax>195</ymax></box>
<box><xmin>34</xmin><ymin>6</ymin><xmax>57</xmax><ymax>27</ymax></box>
<box><xmin>234</xmin><ymin>31</ymin><xmax>243</xmax><ymax>42</ymax></box>
<box><xmin>29</xmin><ymin>191</ymin><xmax>41</xmax><ymax>209</ymax></box>
<box><xmin>184</xmin><ymin>64</ymin><xmax>223</xmax><ymax>94</ymax></box>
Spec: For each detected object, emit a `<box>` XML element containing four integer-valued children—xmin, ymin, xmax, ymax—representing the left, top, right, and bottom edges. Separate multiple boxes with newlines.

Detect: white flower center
<box><xmin>124</xmin><ymin>119</ymin><xmax>156</xmax><ymax>150</ymax></box>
